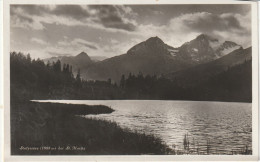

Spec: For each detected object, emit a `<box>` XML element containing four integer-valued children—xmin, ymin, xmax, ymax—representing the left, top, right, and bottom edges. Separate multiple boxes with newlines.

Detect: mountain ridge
<box><xmin>84</xmin><ymin>37</ymin><xmax>193</xmax><ymax>81</ymax></box>
<box><xmin>43</xmin><ymin>34</ymin><xmax>247</xmax><ymax>82</ymax></box>
<box><xmin>43</xmin><ymin>51</ymin><xmax>93</xmax><ymax>74</ymax></box>
<box><xmin>83</xmin><ymin>34</ymin><xmax>245</xmax><ymax>81</ymax></box>
<box><xmin>166</xmin><ymin>47</ymin><xmax>252</xmax><ymax>86</ymax></box>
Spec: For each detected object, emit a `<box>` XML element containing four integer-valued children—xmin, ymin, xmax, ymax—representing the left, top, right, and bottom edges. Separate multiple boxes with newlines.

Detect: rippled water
<box><xmin>35</xmin><ymin>100</ymin><xmax>252</xmax><ymax>154</ymax></box>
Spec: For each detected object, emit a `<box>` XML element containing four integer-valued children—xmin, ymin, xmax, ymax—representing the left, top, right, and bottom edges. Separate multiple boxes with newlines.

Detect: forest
<box><xmin>11</xmin><ymin>52</ymin><xmax>252</xmax><ymax>102</ymax></box>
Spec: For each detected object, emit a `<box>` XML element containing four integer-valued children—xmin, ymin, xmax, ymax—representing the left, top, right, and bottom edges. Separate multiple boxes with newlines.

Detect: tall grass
<box><xmin>11</xmin><ymin>101</ymin><xmax>172</xmax><ymax>155</ymax></box>
<box><xmin>172</xmin><ymin>133</ymin><xmax>252</xmax><ymax>155</ymax></box>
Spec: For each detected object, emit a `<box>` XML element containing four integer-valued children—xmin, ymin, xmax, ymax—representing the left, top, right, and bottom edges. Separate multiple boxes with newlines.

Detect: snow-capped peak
<box><xmin>215</xmin><ymin>41</ymin><xmax>242</xmax><ymax>58</ymax></box>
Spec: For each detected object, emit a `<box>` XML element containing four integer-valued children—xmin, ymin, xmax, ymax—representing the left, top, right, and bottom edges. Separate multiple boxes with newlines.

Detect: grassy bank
<box><xmin>11</xmin><ymin>101</ymin><xmax>172</xmax><ymax>155</ymax></box>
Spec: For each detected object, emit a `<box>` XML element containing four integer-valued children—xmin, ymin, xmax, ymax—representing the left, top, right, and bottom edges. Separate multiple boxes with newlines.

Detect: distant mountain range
<box><xmin>43</xmin><ymin>52</ymin><xmax>107</xmax><ymax>73</ymax></box>
<box><xmin>43</xmin><ymin>52</ymin><xmax>92</xmax><ymax>73</ymax></box>
<box><xmin>175</xmin><ymin>34</ymin><xmax>242</xmax><ymax>64</ymax></box>
<box><xmin>84</xmin><ymin>36</ymin><xmax>193</xmax><ymax>81</ymax></box>
<box><xmin>44</xmin><ymin>34</ymin><xmax>251</xmax><ymax>82</ymax></box>
<box><xmin>90</xmin><ymin>56</ymin><xmax>108</xmax><ymax>62</ymax></box>
<box><xmin>166</xmin><ymin>47</ymin><xmax>251</xmax><ymax>87</ymax></box>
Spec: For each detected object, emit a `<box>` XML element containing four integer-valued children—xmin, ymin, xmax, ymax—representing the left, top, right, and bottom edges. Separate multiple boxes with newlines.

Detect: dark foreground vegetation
<box><xmin>11</xmin><ymin>101</ymin><xmax>172</xmax><ymax>155</ymax></box>
<box><xmin>176</xmin><ymin>133</ymin><xmax>251</xmax><ymax>155</ymax></box>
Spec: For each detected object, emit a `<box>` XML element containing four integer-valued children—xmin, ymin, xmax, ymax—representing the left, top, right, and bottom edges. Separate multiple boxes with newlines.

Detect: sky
<box><xmin>10</xmin><ymin>4</ymin><xmax>251</xmax><ymax>59</ymax></box>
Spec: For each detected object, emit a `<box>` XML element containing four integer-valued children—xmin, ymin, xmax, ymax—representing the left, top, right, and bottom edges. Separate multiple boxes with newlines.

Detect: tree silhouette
<box><xmin>120</xmin><ymin>74</ymin><xmax>125</xmax><ymax>88</ymax></box>
<box><xmin>53</xmin><ymin>60</ymin><xmax>61</xmax><ymax>73</ymax></box>
<box><xmin>76</xmin><ymin>69</ymin><xmax>82</xmax><ymax>88</ymax></box>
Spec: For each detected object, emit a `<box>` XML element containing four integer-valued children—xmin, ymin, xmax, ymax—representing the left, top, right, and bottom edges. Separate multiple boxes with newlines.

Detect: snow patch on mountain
<box><xmin>209</xmin><ymin>41</ymin><xmax>222</xmax><ymax>50</ymax></box>
<box><xmin>192</xmin><ymin>48</ymin><xmax>198</xmax><ymax>52</ymax></box>
<box><xmin>168</xmin><ymin>48</ymin><xmax>179</xmax><ymax>56</ymax></box>
<box><xmin>215</xmin><ymin>41</ymin><xmax>242</xmax><ymax>58</ymax></box>
<box><xmin>220</xmin><ymin>45</ymin><xmax>241</xmax><ymax>55</ymax></box>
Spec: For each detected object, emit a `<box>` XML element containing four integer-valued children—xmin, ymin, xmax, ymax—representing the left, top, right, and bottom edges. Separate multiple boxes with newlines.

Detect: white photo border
<box><xmin>3</xmin><ymin>0</ymin><xmax>259</xmax><ymax>161</ymax></box>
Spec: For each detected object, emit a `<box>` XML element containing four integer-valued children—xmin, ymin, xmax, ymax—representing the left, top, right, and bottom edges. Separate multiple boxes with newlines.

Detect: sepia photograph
<box><xmin>3</xmin><ymin>0</ymin><xmax>259</xmax><ymax>161</ymax></box>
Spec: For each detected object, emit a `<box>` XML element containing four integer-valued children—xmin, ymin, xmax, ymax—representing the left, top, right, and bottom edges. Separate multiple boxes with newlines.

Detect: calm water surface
<box><xmin>35</xmin><ymin>100</ymin><xmax>252</xmax><ymax>154</ymax></box>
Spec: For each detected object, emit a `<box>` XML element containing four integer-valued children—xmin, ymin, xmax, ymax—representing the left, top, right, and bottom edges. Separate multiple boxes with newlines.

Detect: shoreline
<box><xmin>11</xmin><ymin>101</ymin><xmax>172</xmax><ymax>155</ymax></box>
<box><xmin>31</xmin><ymin>98</ymin><xmax>252</xmax><ymax>103</ymax></box>
<box><xmin>32</xmin><ymin>99</ymin><xmax>252</xmax><ymax>105</ymax></box>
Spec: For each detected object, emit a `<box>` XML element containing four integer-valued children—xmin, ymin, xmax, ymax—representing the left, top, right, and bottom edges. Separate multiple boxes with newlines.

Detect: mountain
<box><xmin>90</xmin><ymin>56</ymin><xmax>108</xmax><ymax>62</ymax></box>
<box><xmin>84</xmin><ymin>37</ymin><xmax>193</xmax><ymax>81</ymax></box>
<box><xmin>127</xmin><ymin>36</ymin><xmax>177</xmax><ymax>56</ymax></box>
<box><xmin>174</xmin><ymin>34</ymin><xmax>242</xmax><ymax>64</ymax></box>
<box><xmin>166</xmin><ymin>47</ymin><xmax>252</xmax><ymax>87</ymax></box>
<box><xmin>43</xmin><ymin>34</ymin><xmax>245</xmax><ymax>82</ymax></box>
<box><xmin>44</xmin><ymin>52</ymin><xmax>93</xmax><ymax>74</ymax></box>
<box><xmin>215</xmin><ymin>41</ymin><xmax>242</xmax><ymax>58</ymax></box>
<box><xmin>175</xmin><ymin>34</ymin><xmax>217</xmax><ymax>63</ymax></box>
<box><xmin>196</xmin><ymin>59</ymin><xmax>252</xmax><ymax>102</ymax></box>
<box><xmin>84</xmin><ymin>35</ymin><xmax>244</xmax><ymax>81</ymax></box>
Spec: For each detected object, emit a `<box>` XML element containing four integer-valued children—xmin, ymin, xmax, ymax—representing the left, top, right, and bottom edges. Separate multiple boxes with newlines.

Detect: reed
<box><xmin>11</xmin><ymin>101</ymin><xmax>172</xmax><ymax>155</ymax></box>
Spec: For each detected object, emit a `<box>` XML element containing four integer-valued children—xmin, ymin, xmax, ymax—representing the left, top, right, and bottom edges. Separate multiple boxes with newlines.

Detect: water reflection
<box><xmin>35</xmin><ymin>100</ymin><xmax>252</xmax><ymax>154</ymax></box>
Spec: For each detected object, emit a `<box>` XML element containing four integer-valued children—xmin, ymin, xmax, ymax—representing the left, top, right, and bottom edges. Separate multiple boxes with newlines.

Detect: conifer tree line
<box><xmin>11</xmin><ymin>52</ymin><xmax>80</xmax><ymax>86</ymax></box>
<box><xmin>10</xmin><ymin>52</ymin><xmax>252</xmax><ymax>102</ymax></box>
<box><xmin>10</xmin><ymin>52</ymin><xmax>119</xmax><ymax>101</ymax></box>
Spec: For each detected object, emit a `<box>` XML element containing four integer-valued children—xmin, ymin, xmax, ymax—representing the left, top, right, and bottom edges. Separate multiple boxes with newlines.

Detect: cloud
<box><xmin>31</xmin><ymin>37</ymin><xmax>48</xmax><ymax>45</ymax></box>
<box><xmin>11</xmin><ymin>16</ymin><xmax>45</xmax><ymax>30</ymax></box>
<box><xmin>87</xmin><ymin>5</ymin><xmax>137</xmax><ymax>31</ymax></box>
<box><xmin>178</xmin><ymin>12</ymin><xmax>243</xmax><ymax>33</ymax></box>
<box><xmin>52</xmin><ymin>5</ymin><xmax>89</xmax><ymax>20</ymax></box>
<box><xmin>153</xmin><ymin>10</ymin><xmax>164</xmax><ymax>15</ymax></box>
<box><xmin>10</xmin><ymin>5</ymin><xmax>137</xmax><ymax>32</ymax></box>
<box><xmin>48</xmin><ymin>52</ymin><xmax>72</xmax><ymax>57</ymax></box>
<box><xmin>37</xmin><ymin>37</ymin><xmax>99</xmax><ymax>58</ymax></box>
<box><xmin>11</xmin><ymin>5</ymin><xmax>50</xmax><ymax>16</ymax></box>
<box><xmin>42</xmin><ymin>36</ymin><xmax>141</xmax><ymax>58</ymax></box>
<box><xmin>136</xmin><ymin>11</ymin><xmax>251</xmax><ymax>48</ymax></box>
<box><xmin>10</xmin><ymin>5</ymin><xmax>252</xmax><ymax>59</ymax></box>
<box><xmin>72</xmin><ymin>38</ymin><xmax>98</xmax><ymax>50</ymax></box>
<box><xmin>19</xmin><ymin>49</ymin><xmax>48</xmax><ymax>59</ymax></box>
<box><xmin>11</xmin><ymin>6</ymin><xmax>46</xmax><ymax>30</ymax></box>
<box><xmin>111</xmin><ymin>39</ymin><xmax>119</xmax><ymax>44</ymax></box>
<box><xmin>103</xmin><ymin>38</ymin><xmax>142</xmax><ymax>54</ymax></box>
<box><xmin>174</xmin><ymin>12</ymin><xmax>251</xmax><ymax>47</ymax></box>
<box><xmin>14</xmin><ymin>14</ymin><xmax>33</xmax><ymax>23</ymax></box>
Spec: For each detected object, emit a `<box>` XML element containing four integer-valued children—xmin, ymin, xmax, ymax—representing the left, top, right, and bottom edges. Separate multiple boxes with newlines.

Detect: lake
<box><xmin>34</xmin><ymin>100</ymin><xmax>252</xmax><ymax>155</ymax></box>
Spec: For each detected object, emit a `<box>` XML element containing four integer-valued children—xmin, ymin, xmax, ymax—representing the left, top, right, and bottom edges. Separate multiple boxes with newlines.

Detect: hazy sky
<box><xmin>10</xmin><ymin>4</ymin><xmax>251</xmax><ymax>59</ymax></box>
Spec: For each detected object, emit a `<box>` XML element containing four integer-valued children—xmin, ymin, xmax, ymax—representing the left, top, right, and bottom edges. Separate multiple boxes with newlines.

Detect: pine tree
<box><xmin>53</xmin><ymin>60</ymin><xmax>61</xmax><ymax>73</ymax></box>
<box><xmin>26</xmin><ymin>54</ymin><xmax>31</xmax><ymax>63</ymax></box>
<box><xmin>69</xmin><ymin>65</ymin><xmax>73</xmax><ymax>78</ymax></box>
<box><xmin>76</xmin><ymin>69</ymin><xmax>82</xmax><ymax>87</ymax></box>
<box><xmin>63</xmin><ymin>63</ymin><xmax>66</xmax><ymax>72</ymax></box>
<box><xmin>66</xmin><ymin>64</ymin><xmax>70</xmax><ymax>73</ymax></box>
<box><xmin>76</xmin><ymin>69</ymin><xmax>81</xmax><ymax>81</ymax></box>
<box><xmin>107</xmin><ymin>78</ymin><xmax>112</xmax><ymax>85</ymax></box>
<box><xmin>120</xmin><ymin>74</ymin><xmax>125</xmax><ymax>88</ymax></box>
<box><xmin>46</xmin><ymin>61</ymin><xmax>51</xmax><ymax>69</ymax></box>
